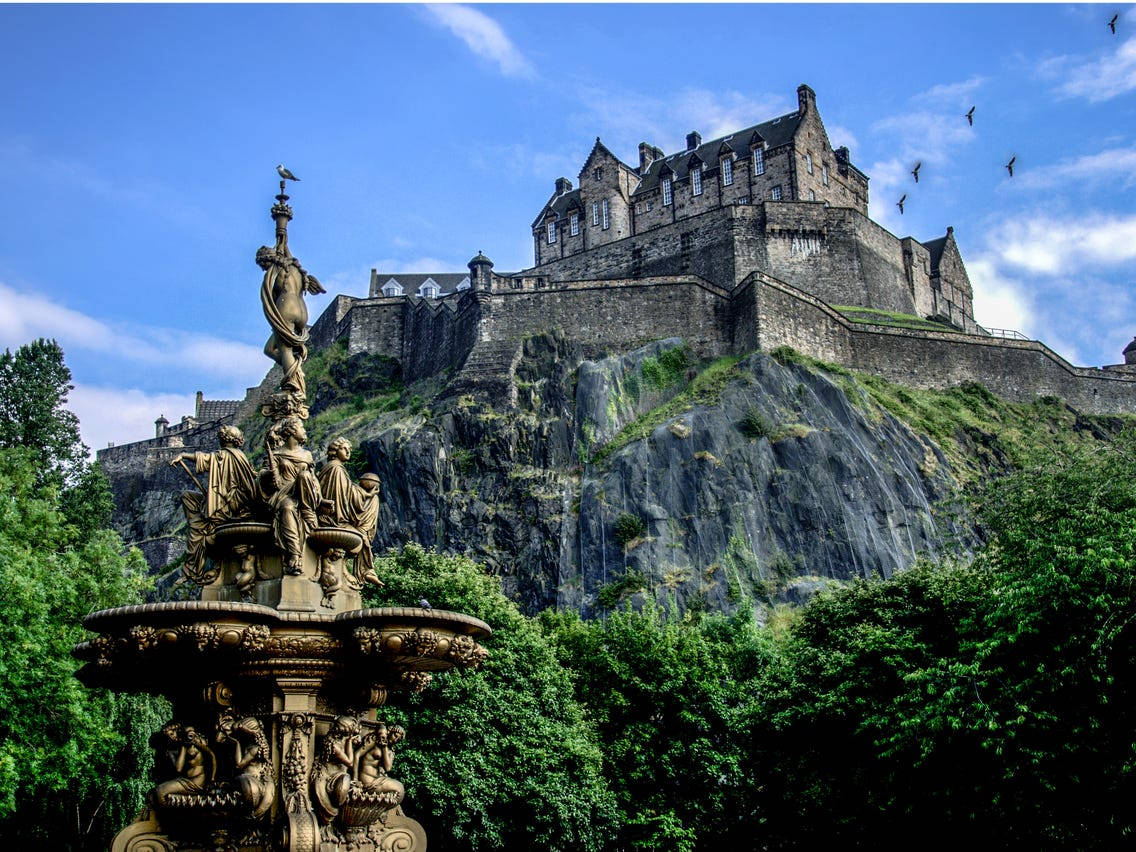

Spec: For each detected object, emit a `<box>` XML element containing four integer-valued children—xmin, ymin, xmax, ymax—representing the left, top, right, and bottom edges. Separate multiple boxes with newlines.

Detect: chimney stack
<box><xmin>554</xmin><ymin>177</ymin><xmax>573</xmax><ymax>195</ymax></box>
<box><xmin>686</xmin><ymin>131</ymin><xmax>702</xmax><ymax>151</ymax></box>
<box><xmin>797</xmin><ymin>83</ymin><xmax>816</xmax><ymax>114</ymax></box>
<box><xmin>639</xmin><ymin>142</ymin><xmax>656</xmax><ymax>175</ymax></box>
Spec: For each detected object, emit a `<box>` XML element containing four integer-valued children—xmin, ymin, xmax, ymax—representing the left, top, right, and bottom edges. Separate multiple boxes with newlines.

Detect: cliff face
<box><xmin>106</xmin><ymin>334</ymin><xmax>1128</xmax><ymax>616</ymax></box>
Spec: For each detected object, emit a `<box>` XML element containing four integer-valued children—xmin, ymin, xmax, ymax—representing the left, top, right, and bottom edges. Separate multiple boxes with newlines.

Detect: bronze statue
<box><xmin>263</xmin><ymin>417</ymin><xmax>321</xmax><ymax>575</ymax></box>
<box><xmin>170</xmin><ymin>425</ymin><xmax>257</xmax><ymax>585</ymax></box>
<box><xmin>152</xmin><ymin>724</ymin><xmax>217</xmax><ymax>808</ymax></box>
<box><xmin>355</xmin><ymin>723</ymin><xmax>406</xmax><ymax>803</ymax></box>
<box><xmin>217</xmin><ymin>713</ymin><xmax>275</xmax><ymax>819</ymax></box>
<box><xmin>317</xmin><ymin>438</ymin><xmax>383</xmax><ymax>587</ymax></box>
<box><xmin>257</xmin><ymin>232</ymin><xmax>324</xmax><ymax>398</ymax></box>
<box><xmin>312</xmin><ymin>715</ymin><xmax>361</xmax><ymax>822</ymax></box>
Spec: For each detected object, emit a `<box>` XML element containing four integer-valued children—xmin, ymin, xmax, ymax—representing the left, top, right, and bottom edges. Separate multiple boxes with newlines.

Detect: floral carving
<box><xmin>398</xmin><ymin>671</ymin><xmax>432</xmax><ymax>693</ymax></box>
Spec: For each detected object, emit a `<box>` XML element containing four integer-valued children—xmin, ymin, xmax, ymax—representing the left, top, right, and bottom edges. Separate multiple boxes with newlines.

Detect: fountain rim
<box><xmin>82</xmin><ymin>601</ymin><xmax>492</xmax><ymax>638</ymax></box>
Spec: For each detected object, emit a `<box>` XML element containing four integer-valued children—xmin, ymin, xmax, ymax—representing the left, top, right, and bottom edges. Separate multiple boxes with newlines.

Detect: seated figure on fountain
<box><xmin>169</xmin><ymin>425</ymin><xmax>257</xmax><ymax>585</ymax></box>
<box><xmin>262</xmin><ymin>417</ymin><xmax>322</xmax><ymax>575</ymax></box>
<box><xmin>152</xmin><ymin>724</ymin><xmax>217</xmax><ymax>808</ymax></box>
<box><xmin>318</xmin><ymin>437</ymin><xmax>383</xmax><ymax>587</ymax></box>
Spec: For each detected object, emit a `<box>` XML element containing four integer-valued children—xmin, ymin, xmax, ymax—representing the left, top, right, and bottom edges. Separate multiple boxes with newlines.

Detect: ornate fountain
<box><xmin>73</xmin><ymin>179</ymin><xmax>490</xmax><ymax>852</ymax></box>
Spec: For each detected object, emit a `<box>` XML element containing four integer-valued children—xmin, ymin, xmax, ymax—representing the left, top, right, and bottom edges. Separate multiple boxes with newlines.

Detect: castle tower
<box><xmin>154</xmin><ymin>414</ymin><xmax>168</xmax><ymax>438</ymax></box>
<box><xmin>1125</xmin><ymin>337</ymin><xmax>1136</xmax><ymax>366</ymax></box>
<box><xmin>468</xmin><ymin>251</ymin><xmax>493</xmax><ymax>291</ymax></box>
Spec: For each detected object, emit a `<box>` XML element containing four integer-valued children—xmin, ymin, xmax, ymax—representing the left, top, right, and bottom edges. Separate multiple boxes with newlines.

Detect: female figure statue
<box><xmin>257</xmin><ymin>241</ymin><xmax>324</xmax><ymax>398</ymax></box>
<box><xmin>264</xmin><ymin>417</ymin><xmax>322</xmax><ymax>575</ymax></box>
<box><xmin>313</xmin><ymin>715</ymin><xmax>361</xmax><ymax>821</ymax></box>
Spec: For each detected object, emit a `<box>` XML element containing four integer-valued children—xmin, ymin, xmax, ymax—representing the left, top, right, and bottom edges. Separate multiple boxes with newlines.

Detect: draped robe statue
<box><xmin>317</xmin><ymin>438</ymin><xmax>382</xmax><ymax>585</ymax></box>
<box><xmin>263</xmin><ymin>417</ymin><xmax>322</xmax><ymax>575</ymax></box>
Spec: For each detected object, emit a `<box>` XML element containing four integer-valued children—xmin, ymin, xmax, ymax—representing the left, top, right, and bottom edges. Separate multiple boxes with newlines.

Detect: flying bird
<box><xmin>1005</xmin><ymin>155</ymin><xmax>1016</xmax><ymax>177</ymax></box>
<box><xmin>966</xmin><ymin>106</ymin><xmax>975</xmax><ymax>126</ymax></box>
<box><xmin>1109</xmin><ymin>13</ymin><xmax>1119</xmax><ymax>34</ymax></box>
<box><xmin>912</xmin><ymin>161</ymin><xmax>922</xmax><ymax>183</ymax></box>
<box><xmin>897</xmin><ymin>194</ymin><xmax>906</xmax><ymax>214</ymax></box>
<box><xmin>418</xmin><ymin>597</ymin><xmax>432</xmax><ymax>610</ymax></box>
<box><xmin>276</xmin><ymin>164</ymin><xmax>300</xmax><ymax>182</ymax></box>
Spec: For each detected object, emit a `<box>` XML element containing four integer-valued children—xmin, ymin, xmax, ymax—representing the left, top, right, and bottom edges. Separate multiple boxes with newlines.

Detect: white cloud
<box><xmin>0</xmin><ymin>282</ymin><xmax>263</xmax><ymax>380</ymax></box>
<box><xmin>72</xmin><ymin>385</ymin><xmax>198</xmax><ymax>454</ymax></box>
<box><xmin>966</xmin><ymin>256</ymin><xmax>1035</xmax><ymax>336</ymax></box>
<box><xmin>823</xmin><ymin>123</ymin><xmax>859</xmax><ymax>157</ymax></box>
<box><xmin>916</xmin><ymin>75</ymin><xmax>987</xmax><ymax>106</ymax></box>
<box><xmin>1014</xmin><ymin>145</ymin><xmax>1136</xmax><ymax>190</ymax></box>
<box><xmin>423</xmin><ymin>5</ymin><xmax>533</xmax><ymax>78</ymax></box>
<box><xmin>865</xmin><ymin>158</ymin><xmax>909</xmax><ymax>232</ymax></box>
<box><xmin>571</xmin><ymin>85</ymin><xmax>790</xmax><ymax>157</ymax></box>
<box><xmin>871</xmin><ymin>110</ymin><xmax>975</xmax><ymax>166</ymax></box>
<box><xmin>1048</xmin><ymin>36</ymin><xmax>1136</xmax><ymax>102</ymax></box>
<box><xmin>994</xmin><ymin>214</ymin><xmax>1136</xmax><ymax>275</ymax></box>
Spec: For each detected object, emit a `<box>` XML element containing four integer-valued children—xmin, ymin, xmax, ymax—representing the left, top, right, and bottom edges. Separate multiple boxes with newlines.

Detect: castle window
<box><xmin>738</xmin><ymin>197</ymin><xmax>749</xmax><ymax>205</ymax></box>
<box><xmin>592</xmin><ymin>201</ymin><xmax>600</xmax><ymax>225</ymax></box>
<box><xmin>822</xmin><ymin>164</ymin><xmax>829</xmax><ymax>186</ymax></box>
<box><xmin>806</xmin><ymin>152</ymin><xmax>814</xmax><ymax>174</ymax></box>
<box><xmin>547</xmin><ymin>221</ymin><xmax>557</xmax><ymax>244</ymax></box>
<box><xmin>381</xmin><ymin>278</ymin><xmax>403</xmax><ymax>297</ymax></box>
<box><xmin>692</xmin><ymin>167</ymin><xmax>702</xmax><ymax>196</ymax></box>
<box><xmin>753</xmin><ymin>148</ymin><xmax>765</xmax><ymax>175</ymax></box>
<box><xmin>771</xmin><ymin>185</ymin><xmax>782</xmax><ymax>201</ymax></box>
<box><xmin>808</xmin><ymin>189</ymin><xmax>816</xmax><ymax>201</ymax></box>
<box><xmin>635</xmin><ymin>203</ymin><xmax>642</xmax><ymax>214</ymax></box>
<box><xmin>570</xmin><ymin>213</ymin><xmax>579</xmax><ymax>236</ymax></box>
<box><xmin>419</xmin><ymin>278</ymin><xmax>440</xmax><ymax>299</ymax></box>
<box><xmin>602</xmin><ymin>198</ymin><xmax>610</xmax><ymax>229</ymax></box>
<box><xmin>646</xmin><ymin>200</ymin><xmax>653</xmax><ymax>211</ymax></box>
<box><xmin>721</xmin><ymin>156</ymin><xmax>733</xmax><ymax>186</ymax></box>
<box><xmin>594</xmin><ymin>167</ymin><xmax>603</xmax><ymax>181</ymax></box>
<box><xmin>662</xmin><ymin>178</ymin><xmax>673</xmax><ymax>205</ymax></box>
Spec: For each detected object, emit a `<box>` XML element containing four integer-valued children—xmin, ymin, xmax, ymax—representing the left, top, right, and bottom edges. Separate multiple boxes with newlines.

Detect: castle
<box><xmin>101</xmin><ymin>83</ymin><xmax>1136</xmax><ymax>491</ymax></box>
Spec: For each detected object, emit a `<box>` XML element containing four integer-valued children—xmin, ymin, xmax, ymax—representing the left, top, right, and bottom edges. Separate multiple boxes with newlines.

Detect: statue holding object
<box><xmin>318</xmin><ymin>437</ymin><xmax>383</xmax><ymax>587</ymax></box>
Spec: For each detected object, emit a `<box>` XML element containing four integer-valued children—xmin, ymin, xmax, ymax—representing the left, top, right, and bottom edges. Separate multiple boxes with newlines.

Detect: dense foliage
<box><xmin>3</xmin><ymin>334</ymin><xmax>1133</xmax><ymax>849</ymax></box>
<box><xmin>0</xmin><ymin>340</ymin><xmax>163</xmax><ymax>850</ymax></box>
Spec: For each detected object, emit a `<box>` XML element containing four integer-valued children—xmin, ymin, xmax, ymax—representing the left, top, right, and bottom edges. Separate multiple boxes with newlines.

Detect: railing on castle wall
<box><xmin>979</xmin><ymin>326</ymin><xmax>1030</xmax><ymax>341</ymax></box>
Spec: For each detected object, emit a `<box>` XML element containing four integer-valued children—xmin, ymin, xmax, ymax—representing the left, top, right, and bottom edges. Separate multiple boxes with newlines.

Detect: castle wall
<box><xmin>745</xmin><ymin>274</ymin><xmax>1136</xmax><ymax>416</ymax></box>
<box><xmin>339</xmin><ymin>299</ymin><xmax>404</xmax><ymax>358</ymax></box>
<box><xmin>480</xmin><ymin>277</ymin><xmax>734</xmax><ymax>361</ymax></box>
<box><xmin>400</xmin><ymin>294</ymin><xmax>482</xmax><ymax>382</ymax></box>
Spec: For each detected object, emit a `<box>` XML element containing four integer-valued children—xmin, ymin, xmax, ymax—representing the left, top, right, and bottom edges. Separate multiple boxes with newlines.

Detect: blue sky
<box><xmin>2</xmin><ymin>3</ymin><xmax>1135</xmax><ymax>452</ymax></box>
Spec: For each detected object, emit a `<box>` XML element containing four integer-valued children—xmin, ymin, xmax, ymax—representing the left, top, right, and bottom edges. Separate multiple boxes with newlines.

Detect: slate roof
<box><xmin>531</xmin><ymin>188</ymin><xmax>583</xmax><ymax>228</ymax></box>
<box><xmin>371</xmin><ymin>272</ymin><xmax>471</xmax><ymax>298</ymax></box>
<box><xmin>921</xmin><ymin>236</ymin><xmax>949</xmax><ymax>274</ymax></box>
<box><xmin>633</xmin><ymin>110</ymin><xmax>804</xmax><ymax>195</ymax></box>
<box><xmin>195</xmin><ymin>399</ymin><xmax>241</xmax><ymax>422</ymax></box>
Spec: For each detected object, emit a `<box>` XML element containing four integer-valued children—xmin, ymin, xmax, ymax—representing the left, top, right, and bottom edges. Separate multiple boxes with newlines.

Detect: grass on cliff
<box><xmin>592</xmin><ymin>355</ymin><xmax>744</xmax><ymax>464</ymax></box>
<box><xmin>770</xmin><ymin>345</ymin><xmax>1135</xmax><ymax>481</ymax></box>
<box><xmin>833</xmin><ymin>305</ymin><xmax>963</xmax><ymax>333</ymax></box>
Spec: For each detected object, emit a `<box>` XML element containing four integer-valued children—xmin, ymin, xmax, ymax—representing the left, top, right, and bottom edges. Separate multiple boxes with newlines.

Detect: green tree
<box><xmin>540</xmin><ymin>605</ymin><xmax>770</xmax><ymax>851</ymax></box>
<box><xmin>0</xmin><ymin>449</ymin><xmax>165</xmax><ymax>850</ymax></box>
<box><xmin>363</xmin><ymin>544</ymin><xmax>618</xmax><ymax>851</ymax></box>
<box><xmin>0</xmin><ymin>339</ymin><xmax>86</xmax><ymax>485</ymax></box>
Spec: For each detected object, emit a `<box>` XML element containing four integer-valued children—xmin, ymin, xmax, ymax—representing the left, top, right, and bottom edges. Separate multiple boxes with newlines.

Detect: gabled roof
<box><xmin>196</xmin><ymin>399</ymin><xmax>241</xmax><ymax>422</ymax></box>
<box><xmin>531</xmin><ymin>187</ymin><xmax>583</xmax><ymax>228</ymax></box>
<box><xmin>579</xmin><ymin>136</ymin><xmax>635</xmax><ymax>180</ymax></box>
<box><xmin>634</xmin><ymin>110</ymin><xmax>804</xmax><ymax>195</ymax></box>
<box><xmin>371</xmin><ymin>273</ymin><xmax>471</xmax><ymax>298</ymax></box>
<box><xmin>921</xmin><ymin>236</ymin><xmax>949</xmax><ymax>274</ymax></box>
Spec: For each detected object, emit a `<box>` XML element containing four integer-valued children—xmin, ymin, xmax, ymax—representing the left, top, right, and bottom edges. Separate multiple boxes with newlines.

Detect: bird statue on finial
<box><xmin>277</xmin><ymin>164</ymin><xmax>301</xmax><ymax>182</ymax></box>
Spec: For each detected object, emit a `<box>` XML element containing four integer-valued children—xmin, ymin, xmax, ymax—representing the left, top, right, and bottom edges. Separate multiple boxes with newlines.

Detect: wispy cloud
<box><xmin>966</xmin><ymin>255</ymin><xmax>1036</xmax><ymax>336</ymax></box>
<box><xmin>1045</xmin><ymin>35</ymin><xmax>1136</xmax><ymax>102</ymax></box>
<box><xmin>1014</xmin><ymin>145</ymin><xmax>1136</xmax><ymax>190</ymax></box>
<box><xmin>73</xmin><ymin>385</ymin><xmax>198</xmax><ymax>453</ymax></box>
<box><xmin>871</xmin><ymin>110</ymin><xmax>976</xmax><ymax>166</ymax></box>
<box><xmin>917</xmin><ymin>75</ymin><xmax>988</xmax><ymax>106</ymax></box>
<box><xmin>570</xmin><ymin>85</ymin><xmax>790</xmax><ymax>160</ymax></box>
<box><xmin>993</xmin><ymin>213</ymin><xmax>1136</xmax><ymax>274</ymax></box>
<box><xmin>422</xmin><ymin>5</ymin><xmax>533</xmax><ymax>78</ymax></box>
<box><xmin>0</xmin><ymin>282</ymin><xmax>263</xmax><ymax>381</ymax></box>
<box><xmin>823</xmin><ymin>124</ymin><xmax>860</xmax><ymax>157</ymax></box>
<box><xmin>469</xmin><ymin>143</ymin><xmax>584</xmax><ymax>183</ymax></box>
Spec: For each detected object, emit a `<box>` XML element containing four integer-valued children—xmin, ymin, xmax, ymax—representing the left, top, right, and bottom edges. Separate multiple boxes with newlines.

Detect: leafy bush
<box><xmin>738</xmin><ymin>406</ymin><xmax>774</xmax><ymax>440</ymax></box>
<box><xmin>612</xmin><ymin>512</ymin><xmax>647</xmax><ymax>547</ymax></box>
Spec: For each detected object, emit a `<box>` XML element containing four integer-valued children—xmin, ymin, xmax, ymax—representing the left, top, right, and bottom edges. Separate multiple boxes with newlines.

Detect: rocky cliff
<box><xmin>107</xmin><ymin>335</ymin><xmax>1130</xmax><ymax>616</ymax></box>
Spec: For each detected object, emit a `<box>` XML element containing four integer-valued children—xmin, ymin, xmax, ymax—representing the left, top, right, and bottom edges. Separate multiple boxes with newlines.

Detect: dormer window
<box><xmin>662</xmin><ymin>177</ymin><xmax>673</xmax><ymax>205</ymax></box>
<box><xmin>419</xmin><ymin>278</ymin><xmax>440</xmax><ymax>299</ymax></box>
<box><xmin>547</xmin><ymin>221</ymin><xmax>557</xmax><ymax>244</ymax></box>
<box><xmin>456</xmin><ymin>277</ymin><xmax>471</xmax><ymax>291</ymax></box>
<box><xmin>753</xmin><ymin>148</ymin><xmax>765</xmax><ymax>175</ymax></box>
<box><xmin>570</xmin><ymin>213</ymin><xmax>579</xmax><ymax>236</ymax></box>
<box><xmin>602</xmin><ymin>198</ymin><xmax>610</xmax><ymax>229</ymax></box>
<box><xmin>692</xmin><ymin>166</ymin><xmax>702</xmax><ymax>196</ymax></box>
<box><xmin>592</xmin><ymin>201</ymin><xmax>600</xmax><ymax>225</ymax></box>
<box><xmin>721</xmin><ymin>156</ymin><xmax>733</xmax><ymax>186</ymax></box>
<box><xmin>381</xmin><ymin>278</ymin><xmax>403</xmax><ymax>297</ymax></box>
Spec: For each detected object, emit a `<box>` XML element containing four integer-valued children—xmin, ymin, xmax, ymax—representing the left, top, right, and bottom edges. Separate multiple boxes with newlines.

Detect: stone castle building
<box><xmin>101</xmin><ymin>83</ymin><xmax>1136</xmax><ymax>492</ymax></box>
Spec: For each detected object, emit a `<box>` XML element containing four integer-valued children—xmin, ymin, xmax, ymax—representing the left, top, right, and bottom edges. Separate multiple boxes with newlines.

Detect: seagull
<box><xmin>911</xmin><ymin>161</ymin><xmax>922</xmax><ymax>183</ymax></box>
<box><xmin>1109</xmin><ymin>13</ymin><xmax>1119</xmax><ymax>34</ymax></box>
<box><xmin>896</xmin><ymin>194</ymin><xmax>906</xmax><ymax>214</ymax></box>
<box><xmin>1005</xmin><ymin>155</ymin><xmax>1016</xmax><ymax>177</ymax></box>
<box><xmin>966</xmin><ymin>106</ymin><xmax>975</xmax><ymax>126</ymax></box>
<box><xmin>276</xmin><ymin>164</ymin><xmax>300</xmax><ymax>182</ymax></box>
<box><xmin>418</xmin><ymin>597</ymin><xmax>432</xmax><ymax>610</ymax></box>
